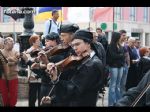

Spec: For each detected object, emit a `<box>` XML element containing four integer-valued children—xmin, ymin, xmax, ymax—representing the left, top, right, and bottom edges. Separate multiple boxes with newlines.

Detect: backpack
<box><xmin>48</xmin><ymin>20</ymin><xmax>52</xmax><ymax>34</ymax></box>
<box><xmin>48</xmin><ymin>20</ymin><xmax>60</xmax><ymax>34</ymax></box>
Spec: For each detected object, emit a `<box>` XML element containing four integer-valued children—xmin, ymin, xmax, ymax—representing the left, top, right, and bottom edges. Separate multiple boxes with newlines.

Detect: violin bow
<box><xmin>131</xmin><ymin>81</ymin><xmax>150</xmax><ymax>107</ymax></box>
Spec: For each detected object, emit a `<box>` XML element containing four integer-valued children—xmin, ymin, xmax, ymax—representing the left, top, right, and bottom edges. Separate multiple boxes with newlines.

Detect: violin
<box><xmin>44</xmin><ymin>51</ymin><xmax>90</xmax><ymax>100</ymax></box>
<box><xmin>46</xmin><ymin>51</ymin><xmax>90</xmax><ymax>73</ymax></box>
<box><xmin>44</xmin><ymin>44</ymin><xmax>70</xmax><ymax>57</ymax></box>
<box><xmin>131</xmin><ymin>81</ymin><xmax>150</xmax><ymax>107</ymax></box>
<box><xmin>29</xmin><ymin>46</ymin><xmax>52</xmax><ymax>58</ymax></box>
<box><xmin>31</xmin><ymin>44</ymin><xmax>71</xmax><ymax>69</ymax></box>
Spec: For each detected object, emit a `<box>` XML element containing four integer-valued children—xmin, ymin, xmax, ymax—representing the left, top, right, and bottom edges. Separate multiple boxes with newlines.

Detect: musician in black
<box><xmin>25</xmin><ymin>24</ymin><xmax>79</xmax><ymax>106</ymax></box>
<box><xmin>42</xmin><ymin>30</ymin><xmax>104</xmax><ymax>106</ymax></box>
<box><xmin>115</xmin><ymin>69</ymin><xmax>150</xmax><ymax>106</ymax></box>
<box><xmin>38</xmin><ymin>32</ymin><xmax>63</xmax><ymax>103</ymax></box>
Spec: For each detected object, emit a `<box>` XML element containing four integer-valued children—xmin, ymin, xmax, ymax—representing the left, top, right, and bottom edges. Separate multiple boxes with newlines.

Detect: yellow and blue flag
<box><xmin>34</xmin><ymin>7</ymin><xmax>63</xmax><ymax>22</ymax></box>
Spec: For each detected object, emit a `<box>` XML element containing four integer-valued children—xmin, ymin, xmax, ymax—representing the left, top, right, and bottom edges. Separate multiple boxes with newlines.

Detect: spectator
<box><xmin>43</xmin><ymin>10</ymin><xmax>60</xmax><ymax>37</ymax></box>
<box><xmin>136</xmin><ymin>47</ymin><xmax>150</xmax><ymax>83</ymax></box>
<box><xmin>119</xmin><ymin>30</ymin><xmax>130</xmax><ymax>96</ymax></box>
<box><xmin>96</xmin><ymin>28</ymin><xmax>108</xmax><ymax>51</ymax></box>
<box><xmin>0</xmin><ymin>37</ymin><xmax>20</xmax><ymax>106</ymax></box>
<box><xmin>106</xmin><ymin>32</ymin><xmax>125</xmax><ymax>106</ymax></box>
<box><xmin>125</xmin><ymin>37</ymin><xmax>139</xmax><ymax>90</ymax></box>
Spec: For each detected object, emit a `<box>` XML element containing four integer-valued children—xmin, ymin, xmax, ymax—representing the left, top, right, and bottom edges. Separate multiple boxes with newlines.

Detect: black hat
<box><xmin>73</xmin><ymin>29</ymin><xmax>93</xmax><ymax>42</ymax></box>
<box><xmin>45</xmin><ymin>32</ymin><xmax>59</xmax><ymax>40</ymax></box>
<box><xmin>60</xmin><ymin>24</ymin><xmax>79</xmax><ymax>33</ymax></box>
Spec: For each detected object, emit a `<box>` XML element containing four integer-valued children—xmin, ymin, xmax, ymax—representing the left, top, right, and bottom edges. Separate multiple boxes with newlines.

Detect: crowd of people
<box><xmin>0</xmin><ymin>10</ymin><xmax>150</xmax><ymax>107</ymax></box>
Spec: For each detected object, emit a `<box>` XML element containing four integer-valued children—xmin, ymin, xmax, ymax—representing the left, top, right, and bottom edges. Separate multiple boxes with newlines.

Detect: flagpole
<box><xmin>89</xmin><ymin>7</ymin><xmax>91</xmax><ymax>31</ymax></box>
<box><xmin>113</xmin><ymin>7</ymin><xmax>115</xmax><ymax>32</ymax></box>
<box><xmin>61</xmin><ymin>7</ymin><xmax>63</xmax><ymax>26</ymax></box>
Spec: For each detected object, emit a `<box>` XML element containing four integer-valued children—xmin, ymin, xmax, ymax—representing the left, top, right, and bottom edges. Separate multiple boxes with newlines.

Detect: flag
<box><xmin>63</xmin><ymin>7</ymin><xmax>90</xmax><ymax>23</ymax></box>
<box><xmin>34</xmin><ymin>7</ymin><xmax>63</xmax><ymax>22</ymax></box>
<box><xmin>92</xmin><ymin>7</ymin><xmax>113</xmax><ymax>22</ymax></box>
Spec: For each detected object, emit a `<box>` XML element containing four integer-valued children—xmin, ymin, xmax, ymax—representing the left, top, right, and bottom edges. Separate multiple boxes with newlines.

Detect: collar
<box><xmin>90</xmin><ymin>50</ymin><xmax>95</xmax><ymax>58</ymax></box>
<box><xmin>143</xmin><ymin>56</ymin><xmax>150</xmax><ymax>60</ymax></box>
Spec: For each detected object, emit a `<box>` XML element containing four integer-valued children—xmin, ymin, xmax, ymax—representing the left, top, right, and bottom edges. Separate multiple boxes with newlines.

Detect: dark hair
<box><xmin>45</xmin><ymin>32</ymin><xmax>60</xmax><ymax>44</ymax></box>
<box><xmin>119</xmin><ymin>30</ymin><xmax>126</xmax><ymax>34</ymax></box>
<box><xmin>110</xmin><ymin>32</ymin><xmax>121</xmax><ymax>45</ymax></box>
<box><xmin>96</xmin><ymin>28</ymin><xmax>102</xmax><ymax>32</ymax></box>
<box><xmin>52</xmin><ymin>10</ymin><xmax>58</xmax><ymax>16</ymax></box>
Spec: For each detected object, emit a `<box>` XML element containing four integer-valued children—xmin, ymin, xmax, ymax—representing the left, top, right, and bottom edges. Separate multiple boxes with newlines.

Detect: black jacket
<box><xmin>137</xmin><ymin>57</ymin><xmax>150</xmax><ymax>83</ymax></box>
<box><xmin>51</xmin><ymin>54</ymin><xmax>104</xmax><ymax>106</ymax></box>
<box><xmin>93</xmin><ymin>42</ymin><xmax>106</xmax><ymax>66</ymax></box>
<box><xmin>97</xmin><ymin>35</ymin><xmax>108</xmax><ymax>51</ymax></box>
<box><xmin>106</xmin><ymin>44</ymin><xmax>125</xmax><ymax>67</ymax></box>
<box><xmin>115</xmin><ymin>70</ymin><xmax>150</xmax><ymax>106</ymax></box>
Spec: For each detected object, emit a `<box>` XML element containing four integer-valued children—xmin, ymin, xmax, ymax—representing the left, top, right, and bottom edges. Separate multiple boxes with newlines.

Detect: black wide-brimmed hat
<box><xmin>73</xmin><ymin>29</ymin><xmax>93</xmax><ymax>42</ymax></box>
<box><xmin>60</xmin><ymin>24</ymin><xmax>79</xmax><ymax>33</ymax></box>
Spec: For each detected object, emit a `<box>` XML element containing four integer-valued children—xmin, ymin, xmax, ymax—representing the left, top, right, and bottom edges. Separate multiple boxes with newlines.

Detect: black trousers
<box><xmin>29</xmin><ymin>83</ymin><xmax>41</xmax><ymax>107</ymax></box>
<box><xmin>40</xmin><ymin>83</ymin><xmax>52</xmax><ymax>101</ymax></box>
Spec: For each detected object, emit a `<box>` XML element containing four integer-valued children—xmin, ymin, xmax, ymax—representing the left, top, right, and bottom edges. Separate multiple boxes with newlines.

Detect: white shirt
<box><xmin>43</xmin><ymin>19</ymin><xmax>60</xmax><ymax>36</ymax></box>
<box><xmin>13</xmin><ymin>43</ymin><xmax>20</xmax><ymax>52</ymax></box>
<box><xmin>90</xmin><ymin>50</ymin><xmax>95</xmax><ymax>58</ymax></box>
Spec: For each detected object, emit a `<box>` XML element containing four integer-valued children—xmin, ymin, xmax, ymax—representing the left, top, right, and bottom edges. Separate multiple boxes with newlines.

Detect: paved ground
<box><xmin>16</xmin><ymin>87</ymin><xmax>108</xmax><ymax>107</ymax></box>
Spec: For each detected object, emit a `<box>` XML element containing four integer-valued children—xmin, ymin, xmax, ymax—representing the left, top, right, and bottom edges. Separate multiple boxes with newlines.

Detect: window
<box><xmin>144</xmin><ymin>7</ymin><xmax>149</xmax><ymax>22</ymax></box>
<box><xmin>130</xmin><ymin>7</ymin><xmax>136</xmax><ymax>21</ymax></box>
<box><xmin>114</xmin><ymin>7</ymin><xmax>122</xmax><ymax>20</ymax></box>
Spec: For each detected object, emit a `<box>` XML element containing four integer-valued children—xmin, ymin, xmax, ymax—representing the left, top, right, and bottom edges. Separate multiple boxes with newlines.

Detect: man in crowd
<box><xmin>96</xmin><ymin>28</ymin><xmax>108</xmax><ymax>51</ymax></box>
<box><xmin>44</xmin><ymin>10</ymin><xmax>60</xmax><ymax>36</ymax></box>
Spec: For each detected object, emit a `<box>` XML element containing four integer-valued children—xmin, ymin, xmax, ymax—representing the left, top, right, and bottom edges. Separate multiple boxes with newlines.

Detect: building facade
<box><xmin>0</xmin><ymin>7</ymin><xmax>150</xmax><ymax>46</ymax></box>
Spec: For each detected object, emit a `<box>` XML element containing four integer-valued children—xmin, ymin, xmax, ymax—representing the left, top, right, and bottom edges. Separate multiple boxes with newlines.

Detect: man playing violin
<box><xmin>21</xmin><ymin>24</ymin><xmax>79</xmax><ymax>107</ymax></box>
<box><xmin>42</xmin><ymin>30</ymin><xmax>104</xmax><ymax>106</ymax></box>
<box><xmin>32</xmin><ymin>24</ymin><xmax>79</xmax><ymax>105</ymax></box>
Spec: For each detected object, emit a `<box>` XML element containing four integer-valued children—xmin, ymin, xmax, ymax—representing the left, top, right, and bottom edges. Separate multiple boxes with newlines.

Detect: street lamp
<box><xmin>18</xmin><ymin>7</ymin><xmax>37</xmax><ymax>77</ymax></box>
<box><xmin>19</xmin><ymin>7</ymin><xmax>37</xmax><ymax>52</ymax></box>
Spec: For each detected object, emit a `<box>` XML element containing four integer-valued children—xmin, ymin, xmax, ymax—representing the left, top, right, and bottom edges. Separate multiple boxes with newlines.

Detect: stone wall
<box><xmin>18</xmin><ymin>76</ymin><xmax>29</xmax><ymax>99</ymax></box>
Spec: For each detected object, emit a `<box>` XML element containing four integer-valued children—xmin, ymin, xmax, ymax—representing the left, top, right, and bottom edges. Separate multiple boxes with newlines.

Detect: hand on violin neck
<box><xmin>31</xmin><ymin>62</ymin><xmax>40</xmax><ymax>69</ymax></box>
<box><xmin>38</xmin><ymin>51</ymin><xmax>49</xmax><ymax>64</ymax></box>
<box><xmin>47</xmin><ymin>63</ymin><xmax>58</xmax><ymax>81</ymax></box>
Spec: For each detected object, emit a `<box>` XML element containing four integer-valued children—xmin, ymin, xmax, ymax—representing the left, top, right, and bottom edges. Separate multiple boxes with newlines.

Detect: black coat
<box><xmin>51</xmin><ymin>54</ymin><xmax>104</xmax><ymax>106</ymax></box>
<box><xmin>106</xmin><ymin>44</ymin><xmax>125</xmax><ymax>67</ymax></box>
<box><xmin>115</xmin><ymin>70</ymin><xmax>150</xmax><ymax>106</ymax></box>
<box><xmin>97</xmin><ymin>35</ymin><xmax>108</xmax><ymax>51</ymax></box>
<box><xmin>93</xmin><ymin>42</ymin><xmax>106</xmax><ymax>66</ymax></box>
<box><xmin>126</xmin><ymin>46</ymin><xmax>139</xmax><ymax>90</ymax></box>
<box><xmin>137</xmin><ymin>57</ymin><xmax>150</xmax><ymax>83</ymax></box>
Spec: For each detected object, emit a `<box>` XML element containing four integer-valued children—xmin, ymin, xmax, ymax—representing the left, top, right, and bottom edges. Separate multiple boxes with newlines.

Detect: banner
<box><xmin>92</xmin><ymin>7</ymin><xmax>113</xmax><ymax>22</ymax></box>
<box><xmin>34</xmin><ymin>7</ymin><xmax>63</xmax><ymax>22</ymax></box>
<box><xmin>63</xmin><ymin>7</ymin><xmax>90</xmax><ymax>23</ymax></box>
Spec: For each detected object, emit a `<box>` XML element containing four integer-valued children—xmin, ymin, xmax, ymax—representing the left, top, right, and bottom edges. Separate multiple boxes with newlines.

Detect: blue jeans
<box><xmin>108</xmin><ymin>67</ymin><xmax>124</xmax><ymax>106</ymax></box>
<box><xmin>120</xmin><ymin>64</ymin><xmax>129</xmax><ymax>96</ymax></box>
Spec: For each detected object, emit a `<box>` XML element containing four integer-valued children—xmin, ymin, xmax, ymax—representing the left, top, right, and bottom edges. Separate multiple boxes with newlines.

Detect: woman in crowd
<box><xmin>106</xmin><ymin>32</ymin><xmax>125</xmax><ymax>106</ymax></box>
